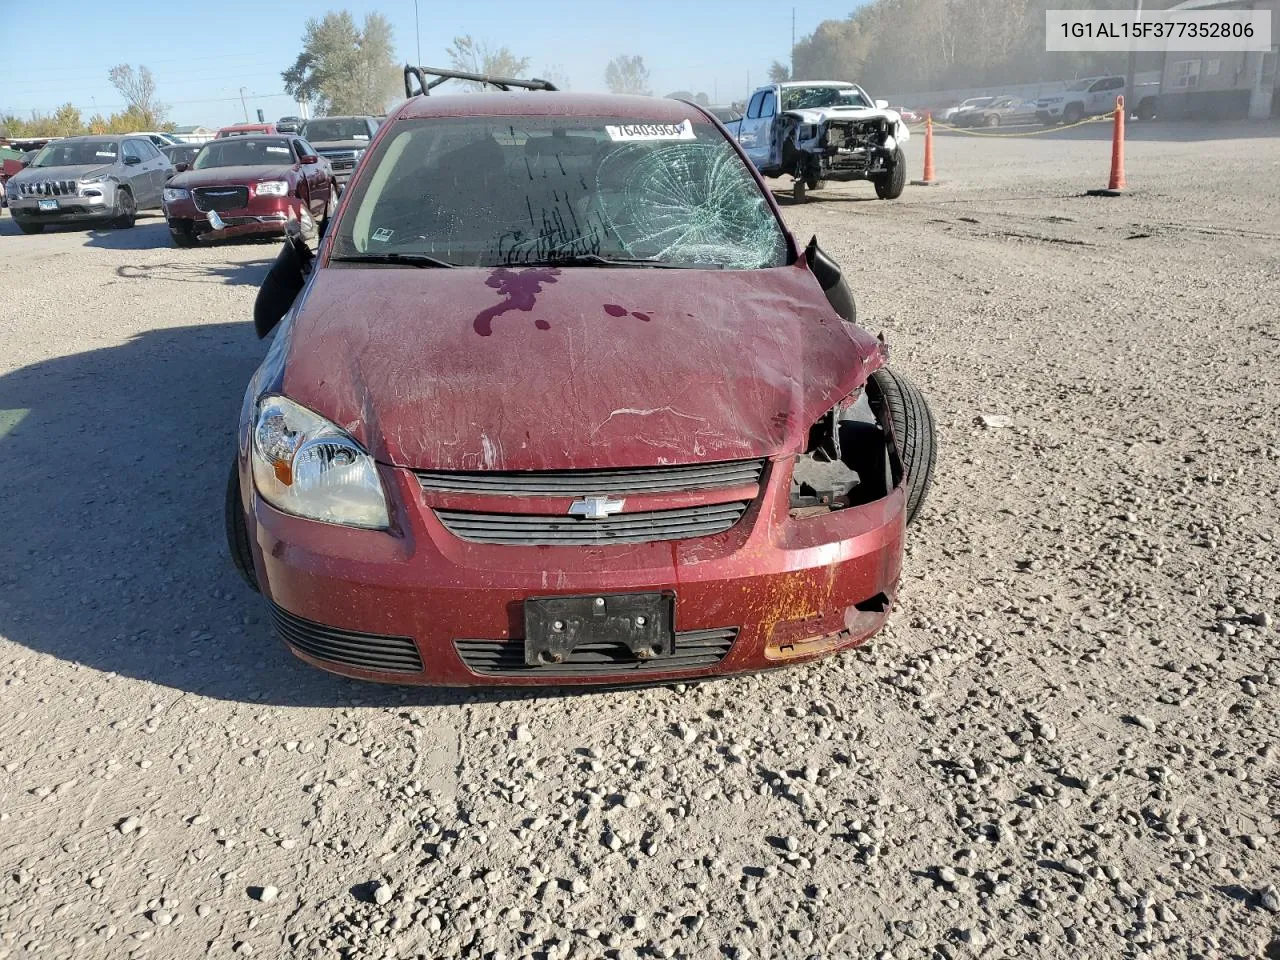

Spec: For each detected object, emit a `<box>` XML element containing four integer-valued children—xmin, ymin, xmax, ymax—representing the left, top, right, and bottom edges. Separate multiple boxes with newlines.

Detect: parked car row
<box><xmin>3</xmin><ymin>115</ymin><xmax>384</xmax><ymax>245</ymax></box>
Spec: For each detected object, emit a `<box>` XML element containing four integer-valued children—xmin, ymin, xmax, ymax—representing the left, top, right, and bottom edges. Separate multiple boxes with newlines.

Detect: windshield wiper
<box><xmin>330</xmin><ymin>253</ymin><xmax>455</xmax><ymax>268</ymax></box>
<box><xmin>519</xmin><ymin>253</ymin><xmax>725</xmax><ymax>270</ymax></box>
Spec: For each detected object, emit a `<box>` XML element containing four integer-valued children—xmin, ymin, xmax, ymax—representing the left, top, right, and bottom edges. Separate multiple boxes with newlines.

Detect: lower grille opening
<box><xmin>269</xmin><ymin>603</ymin><xmax>422</xmax><ymax>673</ymax></box>
<box><xmin>455</xmin><ymin>628</ymin><xmax>738</xmax><ymax>677</ymax></box>
<box><xmin>854</xmin><ymin>592</ymin><xmax>891</xmax><ymax>614</ymax></box>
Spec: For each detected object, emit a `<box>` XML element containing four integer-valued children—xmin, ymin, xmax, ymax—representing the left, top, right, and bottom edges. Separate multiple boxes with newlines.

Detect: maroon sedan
<box><xmin>226</xmin><ymin>79</ymin><xmax>937</xmax><ymax>686</ymax></box>
<box><xmin>163</xmin><ymin>135</ymin><xmax>336</xmax><ymax>246</ymax></box>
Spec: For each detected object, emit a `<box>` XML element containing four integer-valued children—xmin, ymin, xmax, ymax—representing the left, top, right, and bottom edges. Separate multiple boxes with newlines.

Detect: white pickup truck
<box><xmin>734</xmin><ymin>80</ymin><xmax>911</xmax><ymax>202</ymax></box>
<box><xmin>1035</xmin><ymin>75</ymin><xmax>1161</xmax><ymax>124</ymax></box>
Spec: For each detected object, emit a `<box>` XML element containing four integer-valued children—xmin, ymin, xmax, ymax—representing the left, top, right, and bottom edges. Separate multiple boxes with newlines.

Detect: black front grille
<box><xmin>455</xmin><ymin>628</ymin><xmax>737</xmax><ymax>677</ymax></box>
<box><xmin>20</xmin><ymin>179</ymin><xmax>77</xmax><ymax>197</ymax></box>
<box><xmin>417</xmin><ymin>459</ymin><xmax>765</xmax><ymax>495</ymax></box>
<box><xmin>193</xmin><ymin>186</ymin><xmax>249</xmax><ymax>212</ymax></box>
<box><xmin>270</xmin><ymin>604</ymin><xmax>422</xmax><ymax>673</ymax></box>
<box><xmin>435</xmin><ymin>501</ymin><xmax>749</xmax><ymax>546</ymax></box>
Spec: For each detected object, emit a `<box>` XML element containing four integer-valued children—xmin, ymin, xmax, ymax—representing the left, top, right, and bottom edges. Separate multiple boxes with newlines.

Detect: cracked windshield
<box><xmin>334</xmin><ymin>116</ymin><xmax>788</xmax><ymax>269</ymax></box>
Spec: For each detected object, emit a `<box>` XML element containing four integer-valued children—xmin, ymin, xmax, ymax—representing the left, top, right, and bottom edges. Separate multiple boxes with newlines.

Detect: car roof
<box><xmin>53</xmin><ymin>135</ymin><xmax>123</xmax><ymax>144</ymax></box>
<box><xmin>205</xmin><ymin>134</ymin><xmax>290</xmax><ymax>141</ymax></box>
<box><xmin>394</xmin><ymin>92</ymin><xmax>704</xmax><ymax>123</ymax></box>
<box><xmin>777</xmin><ymin>81</ymin><xmax>856</xmax><ymax>88</ymax></box>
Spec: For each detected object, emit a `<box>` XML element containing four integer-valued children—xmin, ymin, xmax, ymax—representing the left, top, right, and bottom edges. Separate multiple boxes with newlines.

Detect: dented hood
<box><xmin>281</xmin><ymin>262</ymin><xmax>882</xmax><ymax>471</ymax></box>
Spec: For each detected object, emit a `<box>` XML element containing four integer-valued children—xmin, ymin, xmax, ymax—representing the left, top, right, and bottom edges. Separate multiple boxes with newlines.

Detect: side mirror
<box><xmin>804</xmin><ymin>236</ymin><xmax>856</xmax><ymax>324</ymax></box>
<box><xmin>254</xmin><ymin>233</ymin><xmax>314</xmax><ymax>338</ymax></box>
<box><xmin>300</xmin><ymin>154</ymin><xmax>319</xmax><ymax>165</ymax></box>
<box><xmin>124</xmin><ymin>155</ymin><xmax>141</xmax><ymax>165</ymax></box>
<box><xmin>874</xmin><ymin>99</ymin><xmax>889</xmax><ymax>110</ymax></box>
<box><xmin>175</xmin><ymin>162</ymin><xmax>190</xmax><ymax>173</ymax></box>
<box><xmin>19</xmin><ymin>158</ymin><xmax>30</xmax><ymax>168</ymax></box>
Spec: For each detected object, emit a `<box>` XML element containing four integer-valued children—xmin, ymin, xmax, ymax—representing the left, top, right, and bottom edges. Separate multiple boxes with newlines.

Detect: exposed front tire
<box><xmin>1062</xmin><ymin>103</ymin><xmax>1084</xmax><ymax>125</ymax></box>
<box><xmin>1136</xmin><ymin>97</ymin><xmax>1157</xmax><ymax>121</ymax></box>
<box><xmin>874</xmin><ymin>147</ymin><xmax>907</xmax><ymax>200</ymax></box>
<box><xmin>225</xmin><ymin>461</ymin><xmax>260</xmax><ymax>592</ymax></box>
<box><xmin>111</xmin><ymin>188</ymin><xmax>136</xmax><ymax>229</ymax></box>
<box><xmin>867</xmin><ymin>368</ymin><xmax>937</xmax><ymax>526</ymax></box>
<box><xmin>14</xmin><ymin>219</ymin><xmax>44</xmax><ymax>235</ymax></box>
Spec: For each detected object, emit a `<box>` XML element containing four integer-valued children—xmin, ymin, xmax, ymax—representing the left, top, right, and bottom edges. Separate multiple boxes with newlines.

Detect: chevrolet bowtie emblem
<box><xmin>568</xmin><ymin>496</ymin><xmax>625</xmax><ymax>520</ymax></box>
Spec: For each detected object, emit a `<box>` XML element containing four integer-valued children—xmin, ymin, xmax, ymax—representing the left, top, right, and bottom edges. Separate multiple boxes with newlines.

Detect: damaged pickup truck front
<box><xmin>735</xmin><ymin>81</ymin><xmax>911</xmax><ymax>202</ymax></box>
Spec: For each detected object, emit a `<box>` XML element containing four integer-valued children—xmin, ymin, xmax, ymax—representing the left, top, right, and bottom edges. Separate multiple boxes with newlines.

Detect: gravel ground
<box><xmin>1</xmin><ymin>124</ymin><xmax>1277</xmax><ymax>960</ymax></box>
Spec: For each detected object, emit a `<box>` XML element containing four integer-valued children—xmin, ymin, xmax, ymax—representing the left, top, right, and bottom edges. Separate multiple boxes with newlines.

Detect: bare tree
<box><xmin>108</xmin><ymin>65</ymin><xmax>167</xmax><ymax>127</ymax></box>
<box><xmin>768</xmin><ymin>60</ymin><xmax>791</xmax><ymax>84</ymax></box>
<box><xmin>446</xmin><ymin>35</ymin><xmax>532</xmax><ymax>89</ymax></box>
<box><xmin>604</xmin><ymin>55</ymin><xmax>651</xmax><ymax>96</ymax></box>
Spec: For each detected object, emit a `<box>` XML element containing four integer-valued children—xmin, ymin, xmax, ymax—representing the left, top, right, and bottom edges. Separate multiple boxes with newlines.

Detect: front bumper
<box><xmin>1036</xmin><ymin>106</ymin><xmax>1064</xmax><ymax>122</ymax></box>
<box><xmin>164</xmin><ymin>194</ymin><xmax>299</xmax><ymax>240</ymax></box>
<box><xmin>8</xmin><ymin>193</ymin><xmax>113</xmax><ymax>222</ymax></box>
<box><xmin>241</xmin><ymin>460</ymin><xmax>906</xmax><ymax>686</ymax></box>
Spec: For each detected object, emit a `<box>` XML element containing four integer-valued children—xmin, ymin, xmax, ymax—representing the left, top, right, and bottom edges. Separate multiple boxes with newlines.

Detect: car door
<box><xmin>741</xmin><ymin>90</ymin><xmax>777</xmax><ymax>170</ymax></box>
<box><xmin>737</xmin><ymin>91</ymin><xmax>766</xmax><ymax>162</ymax></box>
<box><xmin>138</xmin><ymin>139</ymin><xmax>170</xmax><ymax>204</ymax></box>
<box><xmin>120</xmin><ymin>139</ymin><xmax>151</xmax><ymax>205</ymax></box>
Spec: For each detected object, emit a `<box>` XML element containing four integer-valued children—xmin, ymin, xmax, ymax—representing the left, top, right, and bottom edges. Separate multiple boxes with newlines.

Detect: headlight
<box><xmin>162</xmin><ymin>187</ymin><xmax>189</xmax><ymax>202</ymax></box>
<box><xmin>255</xmin><ymin>180</ymin><xmax>289</xmax><ymax>197</ymax></box>
<box><xmin>251</xmin><ymin>395</ymin><xmax>389</xmax><ymax>529</ymax></box>
<box><xmin>81</xmin><ymin>175</ymin><xmax>107</xmax><ymax>186</ymax></box>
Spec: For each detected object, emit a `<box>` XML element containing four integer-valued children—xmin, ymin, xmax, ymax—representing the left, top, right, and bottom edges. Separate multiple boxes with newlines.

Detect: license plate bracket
<box><xmin>524</xmin><ymin>592</ymin><xmax>675</xmax><ymax>667</ymax></box>
<box><xmin>37</xmin><ymin>199</ymin><xmax>58</xmax><ymax>212</ymax></box>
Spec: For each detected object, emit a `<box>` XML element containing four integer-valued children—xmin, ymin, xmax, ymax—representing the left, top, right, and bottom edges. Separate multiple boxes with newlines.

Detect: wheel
<box><xmin>792</xmin><ymin>179</ymin><xmax>807</xmax><ymax>203</ymax></box>
<box><xmin>984</xmin><ymin>114</ymin><xmax>1000</xmax><ymax>127</ymax></box>
<box><xmin>1136</xmin><ymin>98</ymin><xmax>1157</xmax><ymax>121</ymax></box>
<box><xmin>873</xmin><ymin>147</ymin><xmax>907</xmax><ymax>200</ymax></box>
<box><xmin>169</xmin><ymin>221</ymin><xmax>197</xmax><ymax>248</ymax></box>
<box><xmin>111</xmin><ymin>188</ymin><xmax>136</xmax><ymax>229</ymax></box>
<box><xmin>804</xmin><ymin>173</ymin><xmax>824</xmax><ymax>191</ymax></box>
<box><xmin>867</xmin><ymin>368</ymin><xmax>937</xmax><ymax>526</ymax></box>
<box><xmin>1062</xmin><ymin>103</ymin><xmax>1084</xmax><ymax>125</ymax></box>
<box><xmin>225</xmin><ymin>460</ymin><xmax>260</xmax><ymax>592</ymax></box>
<box><xmin>14</xmin><ymin>219</ymin><xmax>44</xmax><ymax>235</ymax></box>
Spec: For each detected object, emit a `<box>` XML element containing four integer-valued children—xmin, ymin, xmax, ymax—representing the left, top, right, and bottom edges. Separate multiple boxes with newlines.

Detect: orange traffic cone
<box><xmin>1088</xmin><ymin>96</ymin><xmax>1127</xmax><ymax>196</ymax></box>
<box><xmin>911</xmin><ymin>114</ymin><xmax>940</xmax><ymax>186</ymax></box>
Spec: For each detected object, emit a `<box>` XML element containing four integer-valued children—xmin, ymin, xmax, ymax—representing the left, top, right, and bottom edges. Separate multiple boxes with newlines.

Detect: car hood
<box><xmin>10</xmin><ymin>163</ymin><xmax>112</xmax><ymax>184</ymax></box>
<box><xmin>310</xmin><ymin>139</ymin><xmax>370</xmax><ymax>152</ymax></box>
<box><xmin>280</xmin><ymin>262</ymin><xmax>884</xmax><ymax>471</ymax></box>
<box><xmin>785</xmin><ymin>105</ymin><xmax>903</xmax><ymax>126</ymax></box>
<box><xmin>168</xmin><ymin>165</ymin><xmax>295</xmax><ymax>188</ymax></box>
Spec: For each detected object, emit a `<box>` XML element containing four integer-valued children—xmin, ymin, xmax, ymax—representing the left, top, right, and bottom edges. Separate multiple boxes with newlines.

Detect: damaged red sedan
<box><xmin>226</xmin><ymin>68</ymin><xmax>937</xmax><ymax>686</ymax></box>
<box><xmin>163</xmin><ymin>135</ymin><xmax>336</xmax><ymax>247</ymax></box>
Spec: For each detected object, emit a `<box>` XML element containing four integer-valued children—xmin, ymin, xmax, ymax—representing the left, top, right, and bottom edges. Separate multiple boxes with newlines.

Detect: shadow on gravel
<box><xmin>0</xmin><ymin>322</ymin><xmax>572</xmax><ymax>708</ymax></box>
<box><xmin>114</xmin><ymin>260</ymin><xmax>272</xmax><ymax>287</ymax></box>
<box><xmin>770</xmin><ymin>190</ymin><xmax>880</xmax><ymax>207</ymax></box>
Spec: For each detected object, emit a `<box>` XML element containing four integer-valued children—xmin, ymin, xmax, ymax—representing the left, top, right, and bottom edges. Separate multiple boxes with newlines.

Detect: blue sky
<box><xmin>0</xmin><ymin>0</ymin><xmax>861</xmax><ymax>128</ymax></box>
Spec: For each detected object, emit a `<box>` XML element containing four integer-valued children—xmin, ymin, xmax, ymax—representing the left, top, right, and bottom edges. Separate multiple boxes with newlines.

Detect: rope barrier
<box><xmin>905</xmin><ymin>111</ymin><xmax>1116</xmax><ymax>138</ymax></box>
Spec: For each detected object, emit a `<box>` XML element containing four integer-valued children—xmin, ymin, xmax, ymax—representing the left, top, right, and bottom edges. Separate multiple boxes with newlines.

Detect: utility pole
<box><xmin>414</xmin><ymin>0</ymin><xmax>422</xmax><ymax>67</ymax></box>
<box><xmin>239</xmin><ymin>87</ymin><xmax>248</xmax><ymax>123</ymax></box>
<box><xmin>1125</xmin><ymin>0</ymin><xmax>1142</xmax><ymax>118</ymax></box>
<box><xmin>791</xmin><ymin>7</ymin><xmax>795</xmax><ymax>79</ymax></box>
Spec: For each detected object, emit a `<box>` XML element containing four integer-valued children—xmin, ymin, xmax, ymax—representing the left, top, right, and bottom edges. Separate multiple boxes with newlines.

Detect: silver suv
<box><xmin>4</xmin><ymin>135</ymin><xmax>171</xmax><ymax>234</ymax></box>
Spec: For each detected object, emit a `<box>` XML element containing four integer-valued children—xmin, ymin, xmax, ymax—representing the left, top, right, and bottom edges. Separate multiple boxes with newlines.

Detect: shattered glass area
<box><xmin>594</xmin><ymin>143</ymin><xmax>787</xmax><ymax>269</ymax></box>
<box><xmin>334</xmin><ymin>116</ymin><xmax>789</xmax><ymax>271</ymax></box>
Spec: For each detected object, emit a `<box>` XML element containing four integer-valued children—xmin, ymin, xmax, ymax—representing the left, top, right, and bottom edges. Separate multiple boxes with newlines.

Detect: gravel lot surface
<box><xmin>1</xmin><ymin>124</ymin><xmax>1277</xmax><ymax>960</ymax></box>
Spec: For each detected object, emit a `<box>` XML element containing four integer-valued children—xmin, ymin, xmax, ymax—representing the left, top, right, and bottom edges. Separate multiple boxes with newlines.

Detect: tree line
<box><xmin>784</xmin><ymin>0</ymin><xmax>1170</xmax><ymax>95</ymax></box>
<box><xmin>1</xmin><ymin>65</ymin><xmax>169</xmax><ymax>139</ymax></box>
